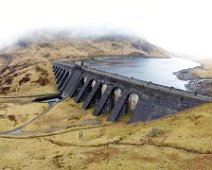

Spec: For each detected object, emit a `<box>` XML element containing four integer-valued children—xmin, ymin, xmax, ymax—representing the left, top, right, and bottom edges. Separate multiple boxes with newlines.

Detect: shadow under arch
<box><xmin>107</xmin><ymin>91</ymin><xmax>140</xmax><ymax>122</ymax></box>
<box><xmin>82</xmin><ymin>81</ymin><xmax>108</xmax><ymax>109</ymax></box>
<box><xmin>82</xmin><ymin>78</ymin><xmax>97</xmax><ymax>101</ymax></box>
<box><xmin>56</xmin><ymin>69</ymin><xmax>66</xmax><ymax>84</ymax></box>
<box><xmin>55</xmin><ymin>68</ymin><xmax>62</xmax><ymax>78</ymax></box>
<box><xmin>73</xmin><ymin>77</ymin><xmax>98</xmax><ymax>102</ymax></box>
<box><xmin>102</xmin><ymin>86</ymin><xmax>122</xmax><ymax>114</ymax></box>
<box><xmin>58</xmin><ymin>71</ymin><xmax>70</xmax><ymax>89</ymax></box>
<box><xmin>72</xmin><ymin>76</ymin><xmax>87</xmax><ymax>97</ymax></box>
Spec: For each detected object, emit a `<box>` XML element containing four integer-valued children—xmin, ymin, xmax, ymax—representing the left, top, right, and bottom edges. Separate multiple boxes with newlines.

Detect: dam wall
<box><xmin>52</xmin><ymin>61</ymin><xmax>211</xmax><ymax>123</ymax></box>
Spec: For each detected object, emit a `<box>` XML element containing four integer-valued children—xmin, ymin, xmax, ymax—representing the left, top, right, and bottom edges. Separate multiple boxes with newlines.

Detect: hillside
<box><xmin>0</xmin><ymin>31</ymin><xmax>168</xmax><ymax>96</ymax></box>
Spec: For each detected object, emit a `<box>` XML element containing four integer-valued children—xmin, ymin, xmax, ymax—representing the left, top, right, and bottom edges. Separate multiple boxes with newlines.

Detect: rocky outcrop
<box><xmin>186</xmin><ymin>79</ymin><xmax>212</xmax><ymax>96</ymax></box>
<box><xmin>173</xmin><ymin>66</ymin><xmax>202</xmax><ymax>80</ymax></box>
<box><xmin>174</xmin><ymin>66</ymin><xmax>212</xmax><ymax>97</ymax></box>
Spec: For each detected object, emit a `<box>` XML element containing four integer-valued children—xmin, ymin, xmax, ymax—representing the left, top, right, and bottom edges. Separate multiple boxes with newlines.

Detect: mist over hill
<box><xmin>0</xmin><ymin>30</ymin><xmax>170</xmax><ymax>96</ymax></box>
<box><xmin>1</xmin><ymin>30</ymin><xmax>169</xmax><ymax>65</ymax></box>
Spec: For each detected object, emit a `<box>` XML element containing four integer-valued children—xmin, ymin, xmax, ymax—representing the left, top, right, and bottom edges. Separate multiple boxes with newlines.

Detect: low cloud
<box><xmin>0</xmin><ymin>0</ymin><xmax>212</xmax><ymax>58</ymax></box>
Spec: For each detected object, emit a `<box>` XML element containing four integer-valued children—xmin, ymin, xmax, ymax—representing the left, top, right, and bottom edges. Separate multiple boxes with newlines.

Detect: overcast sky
<box><xmin>0</xmin><ymin>0</ymin><xmax>212</xmax><ymax>58</ymax></box>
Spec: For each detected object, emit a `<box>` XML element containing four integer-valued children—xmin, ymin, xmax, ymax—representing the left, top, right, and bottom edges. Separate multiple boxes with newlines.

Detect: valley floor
<box><xmin>0</xmin><ymin>98</ymin><xmax>212</xmax><ymax>170</ymax></box>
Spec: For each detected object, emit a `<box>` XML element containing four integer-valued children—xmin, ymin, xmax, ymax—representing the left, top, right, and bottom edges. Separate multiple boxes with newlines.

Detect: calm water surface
<box><xmin>88</xmin><ymin>56</ymin><xmax>200</xmax><ymax>90</ymax></box>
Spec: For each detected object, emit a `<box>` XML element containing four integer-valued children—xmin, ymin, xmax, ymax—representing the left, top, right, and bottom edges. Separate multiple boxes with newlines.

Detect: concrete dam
<box><xmin>52</xmin><ymin>60</ymin><xmax>212</xmax><ymax>123</ymax></box>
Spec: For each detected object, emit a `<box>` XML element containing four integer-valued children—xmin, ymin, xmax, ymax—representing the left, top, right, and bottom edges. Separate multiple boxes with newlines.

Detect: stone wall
<box><xmin>52</xmin><ymin>61</ymin><xmax>211</xmax><ymax>123</ymax></box>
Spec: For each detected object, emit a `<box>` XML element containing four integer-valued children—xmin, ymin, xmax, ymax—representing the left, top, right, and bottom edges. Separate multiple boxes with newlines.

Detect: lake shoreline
<box><xmin>87</xmin><ymin>55</ymin><xmax>199</xmax><ymax>91</ymax></box>
<box><xmin>86</xmin><ymin>54</ymin><xmax>169</xmax><ymax>61</ymax></box>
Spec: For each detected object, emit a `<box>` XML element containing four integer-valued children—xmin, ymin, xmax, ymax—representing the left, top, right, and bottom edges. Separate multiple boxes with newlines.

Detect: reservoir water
<box><xmin>87</xmin><ymin>56</ymin><xmax>200</xmax><ymax>90</ymax></box>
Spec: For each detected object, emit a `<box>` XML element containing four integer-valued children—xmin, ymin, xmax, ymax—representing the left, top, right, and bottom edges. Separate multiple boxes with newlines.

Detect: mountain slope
<box><xmin>0</xmin><ymin>31</ymin><xmax>169</xmax><ymax>96</ymax></box>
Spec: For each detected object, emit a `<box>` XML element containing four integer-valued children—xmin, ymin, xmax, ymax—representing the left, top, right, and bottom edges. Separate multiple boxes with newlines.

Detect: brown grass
<box><xmin>0</xmin><ymin>98</ymin><xmax>211</xmax><ymax>170</ymax></box>
<box><xmin>192</xmin><ymin>58</ymin><xmax>212</xmax><ymax>78</ymax></box>
<box><xmin>0</xmin><ymin>61</ymin><xmax>56</xmax><ymax>96</ymax></box>
<box><xmin>0</xmin><ymin>102</ymin><xmax>48</xmax><ymax>131</ymax></box>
